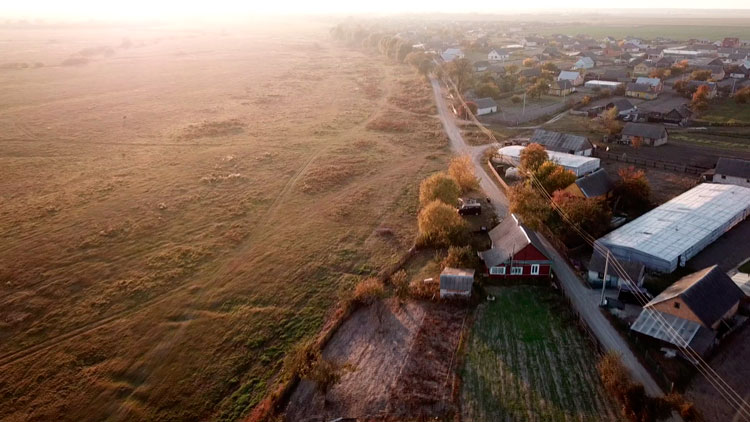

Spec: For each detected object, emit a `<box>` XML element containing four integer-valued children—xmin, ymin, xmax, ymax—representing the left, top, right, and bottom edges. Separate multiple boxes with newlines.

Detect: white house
<box><xmin>488</xmin><ymin>48</ymin><xmax>510</xmax><ymax>61</ymax></box>
<box><xmin>713</xmin><ymin>157</ymin><xmax>750</xmax><ymax>188</ymax></box>
<box><xmin>474</xmin><ymin>97</ymin><xmax>498</xmax><ymax>116</ymax></box>
<box><xmin>557</xmin><ymin>70</ymin><xmax>584</xmax><ymax>86</ymax></box>
<box><xmin>441</xmin><ymin>48</ymin><xmax>464</xmax><ymax>62</ymax></box>
<box><xmin>572</xmin><ymin>57</ymin><xmax>595</xmax><ymax>70</ymax></box>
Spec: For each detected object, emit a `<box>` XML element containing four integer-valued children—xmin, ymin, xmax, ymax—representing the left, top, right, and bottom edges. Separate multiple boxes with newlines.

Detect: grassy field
<box><xmin>461</xmin><ymin>286</ymin><xmax>623</xmax><ymax>422</ymax></box>
<box><xmin>669</xmin><ymin>130</ymin><xmax>750</xmax><ymax>152</ymax></box>
<box><xmin>535</xmin><ymin>24</ymin><xmax>750</xmax><ymax>41</ymax></box>
<box><xmin>697</xmin><ymin>101</ymin><xmax>750</xmax><ymax>125</ymax></box>
<box><xmin>0</xmin><ymin>21</ymin><xmax>449</xmax><ymax>421</ymax></box>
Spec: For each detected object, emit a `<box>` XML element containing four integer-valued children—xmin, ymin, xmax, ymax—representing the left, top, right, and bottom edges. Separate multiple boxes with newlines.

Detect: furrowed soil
<box><xmin>0</xmin><ymin>20</ymin><xmax>448</xmax><ymax>421</ymax></box>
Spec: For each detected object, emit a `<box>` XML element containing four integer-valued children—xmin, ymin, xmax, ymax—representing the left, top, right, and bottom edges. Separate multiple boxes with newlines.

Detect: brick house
<box><xmin>479</xmin><ymin>215</ymin><xmax>552</xmax><ymax>279</ymax></box>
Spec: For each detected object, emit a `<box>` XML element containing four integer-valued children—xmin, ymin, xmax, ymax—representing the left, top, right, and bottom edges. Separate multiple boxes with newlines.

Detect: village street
<box><xmin>429</xmin><ymin>76</ymin><xmax>666</xmax><ymax>397</ymax></box>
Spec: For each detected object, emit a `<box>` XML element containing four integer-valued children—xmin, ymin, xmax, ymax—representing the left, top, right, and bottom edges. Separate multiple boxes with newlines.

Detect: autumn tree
<box><xmin>474</xmin><ymin>81</ymin><xmax>501</xmax><ymax>99</ymax></box>
<box><xmin>602</xmin><ymin>106</ymin><xmax>624</xmax><ymax>135</ymax></box>
<box><xmin>535</xmin><ymin>161</ymin><xmax>577</xmax><ymax>194</ymax></box>
<box><xmin>506</xmin><ymin>64</ymin><xmax>519</xmax><ymax>75</ymax></box>
<box><xmin>522</xmin><ymin>57</ymin><xmax>537</xmax><ymax>67</ymax></box>
<box><xmin>508</xmin><ymin>183</ymin><xmax>552</xmax><ymax>231</ymax></box>
<box><xmin>526</xmin><ymin>79</ymin><xmax>549</xmax><ymax>99</ymax></box>
<box><xmin>690</xmin><ymin>69</ymin><xmax>712</xmax><ymax>81</ymax></box>
<box><xmin>519</xmin><ymin>143</ymin><xmax>549</xmax><ymax>174</ymax></box>
<box><xmin>551</xmin><ymin>191</ymin><xmax>612</xmax><ymax>245</ymax></box>
<box><xmin>419</xmin><ymin>172</ymin><xmax>461</xmax><ymax>206</ymax></box>
<box><xmin>649</xmin><ymin>68</ymin><xmax>670</xmax><ymax>79</ymax></box>
<box><xmin>734</xmin><ymin>86</ymin><xmax>750</xmax><ymax>104</ymax></box>
<box><xmin>614</xmin><ymin>166</ymin><xmax>651</xmax><ymax>215</ymax></box>
<box><xmin>581</xmin><ymin>95</ymin><xmax>592</xmax><ymax>106</ymax></box>
<box><xmin>447</xmin><ymin>57</ymin><xmax>473</xmax><ymax>93</ymax></box>
<box><xmin>417</xmin><ymin>200</ymin><xmax>468</xmax><ymax>246</ymax></box>
<box><xmin>541</xmin><ymin>61</ymin><xmax>559</xmax><ymax>73</ymax></box>
<box><xmin>690</xmin><ymin>85</ymin><xmax>710</xmax><ymax>114</ymax></box>
<box><xmin>673</xmin><ymin>79</ymin><xmax>690</xmax><ymax>97</ymax></box>
<box><xmin>449</xmin><ymin>155</ymin><xmax>479</xmax><ymax>192</ymax></box>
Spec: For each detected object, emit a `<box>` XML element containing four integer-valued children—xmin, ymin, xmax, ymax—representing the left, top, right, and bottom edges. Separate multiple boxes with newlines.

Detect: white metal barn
<box><xmin>496</xmin><ymin>145</ymin><xmax>600</xmax><ymax>177</ymax></box>
<box><xmin>596</xmin><ymin>183</ymin><xmax>750</xmax><ymax>273</ymax></box>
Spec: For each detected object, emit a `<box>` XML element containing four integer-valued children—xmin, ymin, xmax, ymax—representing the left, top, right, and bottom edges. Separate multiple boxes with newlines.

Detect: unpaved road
<box><xmin>429</xmin><ymin>75</ymin><xmax>665</xmax><ymax>398</ymax></box>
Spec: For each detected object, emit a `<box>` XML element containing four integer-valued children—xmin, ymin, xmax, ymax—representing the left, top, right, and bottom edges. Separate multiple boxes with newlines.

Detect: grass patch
<box><xmin>697</xmin><ymin>101</ymin><xmax>750</xmax><ymax>125</ymax></box>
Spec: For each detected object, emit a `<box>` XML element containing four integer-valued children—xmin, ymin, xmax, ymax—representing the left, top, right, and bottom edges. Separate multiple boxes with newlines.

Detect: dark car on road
<box><xmin>458</xmin><ymin>198</ymin><xmax>482</xmax><ymax>216</ymax></box>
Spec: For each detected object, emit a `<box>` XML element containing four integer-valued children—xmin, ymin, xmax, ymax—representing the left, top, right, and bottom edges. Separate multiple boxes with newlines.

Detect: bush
<box><xmin>419</xmin><ymin>172</ymin><xmax>461</xmax><ymax>207</ymax></box>
<box><xmin>511</xmin><ymin>94</ymin><xmax>523</xmax><ymax>103</ymax></box>
<box><xmin>352</xmin><ymin>277</ymin><xmax>386</xmax><ymax>305</ymax></box>
<box><xmin>442</xmin><ymin>245</ymin><xmax>478</xmax><ymax>269</ymax></box>
<box><xmin>448</xmin><ymin>155</ymin><xmax>479</xmax><ymax>193</ymax></box>
<box><xmin>417</xmin><ymin>200</ymin><xmax>468</xmax><ymax>247</ymax></box>
<box><xmin>306</xmin><ymin>355</ymin><xmax>343</xmax><ymax>395</ymax></box>
<box><xmin>391</xmin><ymin>270</ymin><xmax>410</xmax><ymax>299</ymax></box>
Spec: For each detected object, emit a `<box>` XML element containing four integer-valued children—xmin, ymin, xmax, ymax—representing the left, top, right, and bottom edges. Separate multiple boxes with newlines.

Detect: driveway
<box><xmin>429</xmin><ymin>75</ymin><xmax>665</xmax><ymax>397</ymax></box>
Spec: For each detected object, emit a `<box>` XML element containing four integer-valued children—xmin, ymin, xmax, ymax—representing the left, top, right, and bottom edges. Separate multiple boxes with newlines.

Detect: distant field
<box><xmin>461</xmin><ymin>286</ymin><xmax>622</xmax><ymax>422</ymax></box>
<box><xmin>0</xmin><ymin>21</ymin><xmax>448</xmax><ymax>421</ymax></box>
<box><xmin>697</xmin><ymin>101</ymin><xmax>750</xmax><ymax>125</ymax></box>
<box><xmin>536</xmin><ymin>24</ymin><xmax>750</xmax><ymax>41</ymax></box>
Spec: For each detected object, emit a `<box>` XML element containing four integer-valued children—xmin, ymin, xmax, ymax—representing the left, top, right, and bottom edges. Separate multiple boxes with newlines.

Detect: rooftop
<box><xmin>597</xmin><ymin>183</ymin><xmax>750</xmax><ymax>269</ymax></box>
<box><xmin>474</xmin><ymin>97</ymin><xmax>498</xmax><ymax>109</ymax></box>
<box><xmin>622</xmin><ymin>122</ymin><xmax>666</xmax><ymax>139</ymax></box>
<box><xmin>715</xmin><ymin>157</ymin><xmax>750</xmax><ymax>179</ymax></box>
<box><xmin>575</xmin><ymin>168</ymin><xmax>614</xmax><ymax>198</ymax></box>
<box><xmin>497</xmin><ymin>145</ymin><xmax>600</xmax><ymax>170</ymax></box>
<box><xmin>530</xmin><ymin>129</ymin><xmax>593</xmax><ymax>153</ymax></box>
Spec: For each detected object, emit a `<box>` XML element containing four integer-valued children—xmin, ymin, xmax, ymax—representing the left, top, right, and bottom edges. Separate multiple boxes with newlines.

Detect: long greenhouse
<box><xmin>596</xmin><ymin>183</ymin><xmax>750</xmax><ymax>273</ymax></box>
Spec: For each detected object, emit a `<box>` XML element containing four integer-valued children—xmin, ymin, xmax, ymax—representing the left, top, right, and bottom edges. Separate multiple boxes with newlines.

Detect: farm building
<box><xmin>605</xmin><ymin>99</ymin><xmax>636</xmax><ymax>115</ymax></box>
<box><xmin>439</xmin><ymin>267</ymin><xmax>475</xmax><ymax>299</ymax></box>
<box><xmin>479</xmin><ymin>214</ymin><xmax>552</xmax><ymax>279</ymax></box>
<box><xmin>630</xmin><ymin>265</ymin><xmax>744</xmax><ymax>355</ymax></box>
<box><xmin>474</xmin><ymin>97</ymin><xmax>498</xmax><ymax>115</ymax></box>
<box><xmin>587</xmin><ymin>250</ymin><xmax>645</xmax><ymax>288</ymax></box>
<box><xmin>496</xmin><ymin>145</ymin><xmax>600</xmax><ymax>177</ymax></box>
<box><xmin>626</xmin><ymin>83</ymin><xmax>658</xmax><ymax>100</ymax></box>
<box><xmin>621</xmin><ymin>122</ymin><xmax>668</xmax><ymax>147</ymax></box>
<box><xmin>565</xmin><ymin>168</ymin><xmax>613</xmax><ymax>199</ymax></box>
<box><xmin>596</xmin><ymin>183</ymin><xmax>750</xmax><ymax>273</ymax></box>
<box><xmin>548</xmin><ymin>80</ymin><xmax>575</xmax><ymax>96</ymax></box>
<box><xmin>557</xmin><ymin>70</ymin><xmax>584</xmax><ymax>86</ymax></box>
<box><xmin>634</xmin><ymin>77</ymin><xmax>664</xmax><ymax>92</ymax></box>
<box><xmin>584</xmin><ymin>80</ymin><xmax>622</xmax><ymax>90</ymax></box>
<box><xmin>713</xmin><ymin>157</ymin><xmax>750</xmax><ymax>188</ymax></box>
<box><xmin>530</xmin><ymin>129</ymin><xmax>593</xmax><ymax>156</ymax></box>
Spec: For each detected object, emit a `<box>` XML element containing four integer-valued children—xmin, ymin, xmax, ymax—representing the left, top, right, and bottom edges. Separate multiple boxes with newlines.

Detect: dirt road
<box><xmin>429</xmin><ymin>76</ymin><xmax>665</xmax><ymax>398</ymax></box>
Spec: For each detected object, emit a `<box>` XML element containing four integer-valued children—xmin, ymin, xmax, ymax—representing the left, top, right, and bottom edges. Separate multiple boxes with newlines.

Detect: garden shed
<box><xmin>439</xmin><ymin>267</ymin><xmax>475</xmax><ymax>299</ymax></box>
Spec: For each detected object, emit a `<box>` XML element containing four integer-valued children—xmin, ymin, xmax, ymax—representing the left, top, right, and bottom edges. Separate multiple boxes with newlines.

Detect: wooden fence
<box><xmin>594</xmin><ymin>150</ymin><xmax>706</xmax><ymax>175</ymax></box>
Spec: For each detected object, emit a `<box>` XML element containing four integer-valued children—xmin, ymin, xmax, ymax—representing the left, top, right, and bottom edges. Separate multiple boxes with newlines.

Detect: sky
<box><xmin>2</xmin><ymin>0</ymin><xmax>750</xmax><ymax>20</ymax></box>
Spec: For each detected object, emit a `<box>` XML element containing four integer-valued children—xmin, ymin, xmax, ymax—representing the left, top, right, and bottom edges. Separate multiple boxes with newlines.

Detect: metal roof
<box><xmin>474</xmin><ymin>97</ymin><xmax>498</xmax><ymax>109</ymax></box>
<box><xmin>575</xmin><ymin>168</ymin><xmax>613</xmax><ymax>198</ymax></box>
<box><xmin>716</xmin><ymin>157</ymin><xmax>750</xmax><ymax>179</ymax></box>
<box><xmin>479</xmin><ymin>214</ymin><xmax>547</xmax><ymax>267</ymax></box>
<box><xmin>631</xmin><ymin>309</ymin><xmax>701</xmax><ymax>348</ymax></box>
<box><xmin>497</xmin><ymin>145</ymin><xmax>600</xmax><ymax>171</ymax></box>
<box><xmin>558</xmin><ymin>70</ymin><xmax>581</xmax><ymax>81</ymax></box>
<box><xmin>530</xmin><ymin>129</ymin><xmax>593</xmax><ymax>154</ymax></box>
<box><xmin>597</xmin><ymin>183</ymin><xmax>750</xmax><ymax>271</ymax></box>
<box><xmin>621</xmin><ymin>122</ymin><xmax>666</xmax><ymax>140</ymax></box>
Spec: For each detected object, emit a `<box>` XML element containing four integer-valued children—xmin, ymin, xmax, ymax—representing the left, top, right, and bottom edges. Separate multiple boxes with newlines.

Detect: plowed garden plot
<box><xmin>461</xmin><ymin>286</ymin><xmax>623</xmax><ymax>422</ymax></box>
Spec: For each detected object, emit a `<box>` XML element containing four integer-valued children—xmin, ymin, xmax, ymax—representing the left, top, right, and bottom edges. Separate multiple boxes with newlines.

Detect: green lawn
<box><xmin>698</xmin><ymin>101</ymin><xmax>750</xmax><ymax>125</ymax></box>
<box><xmin>461</xmin><ymin>286</ymin><xmax>623</xmax><ymax>422</ymax></box>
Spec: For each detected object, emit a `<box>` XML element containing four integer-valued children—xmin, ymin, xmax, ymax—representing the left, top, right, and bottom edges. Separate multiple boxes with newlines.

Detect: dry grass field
<box><xmin>0</xmin><ymin>20</ymin><xmax>448</xmax><ymax>421</ymax></box>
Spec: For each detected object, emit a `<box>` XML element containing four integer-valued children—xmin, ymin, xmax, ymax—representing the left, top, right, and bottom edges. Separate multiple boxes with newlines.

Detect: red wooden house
<box><xmin>479</xmin><ymin>214</ymin><xmax>552</xmax><ymax>279</ymax></box>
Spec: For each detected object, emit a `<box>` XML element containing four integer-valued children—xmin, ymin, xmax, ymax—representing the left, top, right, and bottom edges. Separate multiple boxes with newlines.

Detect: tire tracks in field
<box><xmin>0</xmin><ymin>60</ymin><xmax>399</xmax><ymax>369</ymax></box>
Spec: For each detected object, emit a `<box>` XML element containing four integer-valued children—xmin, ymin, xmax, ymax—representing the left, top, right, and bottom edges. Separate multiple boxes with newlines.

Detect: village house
<box><xmin>474</xmin><ymin>97</ymin><xmax>498</xmax><ymax>116</ymax></box>
<box><xmin>723</xmin><ymin>37</ymin><xmax>741</xmax><ymax>48</ymax></box>
<box><xmin>687</xmin><ymin>80</ymin><xmax>719</xmax><ymax>98</ymax></box>
<box><xmin>479</xmin><ymin>214</ymin><xmax>552</xmax><ymax>279</ymax></box>
<box><xmin>712</xmin><ymin>157</ymin><xmax>750</xmax><ymax>188</ymax></box>
<box><xmin>565</xmin><ymin>168</ymin><xmax>614</xmax><ymax>199</ymax></box>
<box><xmin>601</xmin><ymin>68</ymin><xmax>631</xmax><ymax>82</ymax></box>
<box><xmin>439</xmin><ymin>267</ymin><xmax>475</xmax><ymax>299</ymax></box>
<box><xmin>557</xmin><ymin>70</ymin><xmax>584</xmax><ymax>86</ymax></box>
<box><xmin>605</xmin><ymin>98</ymin><xmax>636</xmax><ymax>115</ymax></box>
<box><xmin>587</xmin><ymin>250</ymin><xmax>645</xmax><ymax>288</ymax></box>
<box><xmin>572</xmin><ymin>56</ymin><xmax>595</xmax><ymax>70</ymax></box>
<box><xmin>630</xmin><ymin>266</ymin><xmax>745</xmax><ymax>355</ymax></box>
<box><xmin>639</xmin><ymin>104</ymin><xmax>692</xmax><ymax>126</ymax></box>
<box><xmin>621</xmin><ymin>122</ymin><xmax>668</xmax><ymax>146</ymax></box>
<box><xmin>626</xmin><ymin>82</ymin><xmax>658</xmax><ymax>100</ymax></box>
<box><xmin>633</xmin><ymin>60</ymin><xmax>655</xmax><ymax>75</ymax></box>
<box><xmin>634</xmin><ymin>76</ymin><xmax>664</xmax><ymax>92</ymax></box>
<box><xmin>440</xmin><ymin>48</ymin><xmax>464</xmax><ymax>62</ymax></box>
<box><xmin>530</xmin><ymin>129</ymin><xmax>594</xmax><ymax>156</ymax></box>
<box><xmin>695</xmin><ymin>65</ymin><xmax>726</xmax><ymax>80</ymax></box>
<box><xmin>488</xmin><ymin>48</ymin><xmax>510</xmax><ymax>61</ymax></box>
<box><xmin>548</xmin><ymin>80</ymin><xmax>575</xmax><ymax>96</ymax></box>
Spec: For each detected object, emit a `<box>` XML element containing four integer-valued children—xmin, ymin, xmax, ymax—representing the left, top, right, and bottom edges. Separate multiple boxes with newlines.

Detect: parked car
<box><xmin>458</xmin><ymin>198</ymin><xmax>482</xmax><ymax>216</ymax></box>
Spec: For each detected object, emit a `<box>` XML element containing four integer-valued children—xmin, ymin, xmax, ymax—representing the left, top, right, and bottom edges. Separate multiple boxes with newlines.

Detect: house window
<box><xmin>531</xmin><ymin>264</ymin><xmax>540</xmax><ymax>275</ymax></box>
<box><xmin>511</xmin><ymin>267</ymin><xmax>523</xmax><ymax>275</ymax></box>
<box><xmin>489</xmin><ymin>266</ymin><xmax>506</xmax><ymax>275</ymax></box>
<box><xmin>721</xmin><ymin>175</ymin><xmax>726</xmax><ymax>179</ymax></box>
<box><xmin>674</xmin><ymin>302</ymin><xmax>680</xmax><ymax>309</ymax></box>
<box><xmin>598</xmin><ymin>272</ymin><xmax>605</xmax><ymax>279</ymax></box>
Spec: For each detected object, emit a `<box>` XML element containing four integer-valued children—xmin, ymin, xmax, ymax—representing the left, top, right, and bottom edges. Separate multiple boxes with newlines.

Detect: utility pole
<box><xmin>600</xmin><ymin>251</ymin><xmax>610</xmax><ymax>306</ymax></box>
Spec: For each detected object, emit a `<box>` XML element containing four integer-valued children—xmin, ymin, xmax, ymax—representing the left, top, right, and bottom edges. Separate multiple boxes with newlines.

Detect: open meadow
<box><xmin>0</xmin><ymin>19</ymin><xmax>448</xmax><ymax>421</ymax></box>
<box><xmin>461</xmin><ymin>286</ymin><xmax>623</xmax><ymax>422</ymax></box>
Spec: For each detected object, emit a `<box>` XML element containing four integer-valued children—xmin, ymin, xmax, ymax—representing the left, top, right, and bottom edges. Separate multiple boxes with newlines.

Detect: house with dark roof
<box><xmin>630</xmin><ymin>266</ymin><xmax>744</xmax><ymax>356</ymax></box>
<box><xmin>635</xmin><ymin>76</ymin><xmax>663</xmax><ymax>92</ymax></box>
<box><xmin>605</xmin><ymin>99</ymin><xmax>636</xmax><ymax>115</ymax></box>
<box><xmin>478</xmin><ymin>214</ymin><xmax>552</xmax><ymax>279</ymax></box>
<box><xmin>548</xmin><ymin>80</ymin><xmax>575</xmax><ymax>96</ymax></box>
<box><xmin>587</xmin><ymin>250</ymin><xmax>645</xmax><ymax>288</ymax></box>
<box><xmin>713</xmin><ymin>157</ymin><xmax>750</xmax><ymax>188</ymax></box>
<box><xmin>621</xmin><ymin>122</ymin><xmax>668</xmax><ymax>147</ymax></box>
<box><xmin>474</xmin><ymin>97</ymin><xmax>498</xmax><ymax>116</ymax></box>
<box><xmin>626</xmin><ymin>82</ymin><xmax>658</xmax><ymax>100</ymax></box>
<box><xmin>601</xmin><ymin>68</ymin><xmax>631</xmax><ymax>82</ymax></box>
<box><xmin>565</xmin><ymin>168</ymin><xmax>613</xmax><ymax>199</ymax></box>
<box><xmin>518</xmin><ymin>67</ymin><xmax>542</xmax><ymax>79</ymax></box>
<box><xmin>530</xmin><ymin>129</ymin><xmax>593</xmax><ymax>156</ymax></box>
<box><xmin>687</xmin><ymin>80</ymin><xmax>718</xmax><ymax>99</ymax></box>
<box><xmin>557</xmin><ymin>70</ymin><xmax>584</xmax><ymax>86</ymax></box>
<box><xmin>488</xmin><ymin>48</ymin><xmax>510</xmax><ymax>62</ymax></box>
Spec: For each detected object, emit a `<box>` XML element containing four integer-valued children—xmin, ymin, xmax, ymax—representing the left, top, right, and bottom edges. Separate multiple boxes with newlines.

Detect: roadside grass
<box><xmin>461</xmin><ymin>286</ymin><xmax>622</xmax><ymax>422</ymax></box>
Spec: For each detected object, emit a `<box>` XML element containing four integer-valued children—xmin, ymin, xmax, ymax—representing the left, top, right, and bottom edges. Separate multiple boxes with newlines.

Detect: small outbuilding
<box><xmin>565</xmin><ymin>168</ymin><xmax>613</xmax><ymax>199</ymax></box>
<box><xmin>549</xmin><ymin>80</ymin><xmax>575</xmax><ymax>96</ymax></box>
<box><xmin>439</xmin><ymin>267</ymin><xmax>475</xmax><ymax>299</ymax></box>
<box><xmin>530</xmin><ymin>129</ymin><xmax>594</xmax><ymax>156</ymax></box>
<box><xmin>475</xmin><ymin>97</ymin><xmax>498</xmax><ymax>116</ymax></box>
<box><xmin>713</xmin><ymin>157</ymin><xmax>750</xmax><ymax>188</ymax></box>
<box><xmin>587</xmin><ymin>250</ymin><xmax>646</xmax><ymax>288</ymax></box>
<box><xmin>496</xmin><ymin>145</ymin><xmax>600</xmax><ymax>177</ymax></box>
<box><xmin>621</xmin><ymin>122</ymin><xmax>668</xmax><ymax>147</ymax></box>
